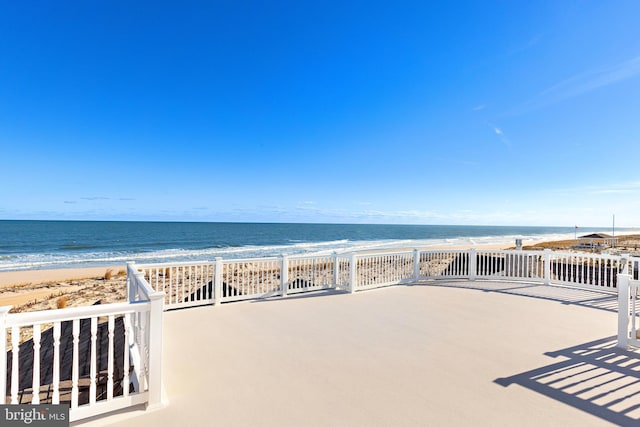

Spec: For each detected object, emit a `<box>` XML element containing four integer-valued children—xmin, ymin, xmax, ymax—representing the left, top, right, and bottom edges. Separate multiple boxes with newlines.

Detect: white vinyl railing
<box><xmin>551</xmin><ymin>251</ymin><xmax>633</xmax><ymax>290</ymax></box>
<box><xmin>418</xmin><ymin>249</ymin><xmax>470</xmax><ymax>278</ymax></box>
<box><xmin>617</xmin><ymin>272</ymin><xmax>640</xmax><ymax>350</ymax></box>
<box><xmin>134</xmin><ymin>249</ymin><xmax>638</xmax><ymax>312</ymax></box>
<box><xmin>0</xmin><ymin>265</ymin><xmax>164</xmax><ymax>422</ymax></box>
<box><xmin>137</xmin><ymin>254</ymin><xmax>352</xmax><ymax>306</ymax></box>
<box><xmin>335</xmin><ymin>255</ymin><xmax>351</xmax><ymax>290</ymax></box>
<box><xmin>136</xmin><ymin>261</ymin><xmax>213</xmax><ymax>310</ymax></box>
<box><xmin>286</xmin><ymin>255</ymin><xmax>336</xmax><ymax>294</ymax></box>
<box><xmin>475</xmin><ymin>250</ymin><xmax>545</xmax><ymax>281</ymax></box>
<box><xmin>352</xmin><ymin>251</ymin><xmax>416</xmax><ymax>291</ymax></box>
<box><xmin>218</xmin><ymin>257</ymin><xmax>283</xmax><ymax>302</ymax></box>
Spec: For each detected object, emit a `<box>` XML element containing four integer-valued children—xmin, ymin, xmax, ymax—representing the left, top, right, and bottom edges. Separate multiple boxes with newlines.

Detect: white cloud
<box><xmin>519</xmin><ymin>55</ymin><xmax>640</xmax><ymax>112</ymax></box>
<box><xmin>551</xmin><ymin>181</ymin><xmax>640</xmax><ymax>196</ymax></box>
<box><xmin>472</xmin><ymin>104</ymin><xmax>486</xmax><ymax>111</ymax></box>
<box><xmin>507</xmin><ymin>34</ymin><xmax>544</xmax><ymax>55</ymax></box>
<box><xmin>488</xmin><ymin>124</ymin><xmax>510</xmax><ymax>146</ymax></box>
<box><xmin>543</xmin><ymin>56</ymin><xmax>640</xmax><ymax>98</ymax></box>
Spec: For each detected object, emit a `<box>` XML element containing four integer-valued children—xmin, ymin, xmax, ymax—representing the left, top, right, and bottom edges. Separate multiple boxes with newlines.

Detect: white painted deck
<box><xmin>79</xmin><ymin>281</ymin><xmax>639</xmax><ymax>427</ymax></box>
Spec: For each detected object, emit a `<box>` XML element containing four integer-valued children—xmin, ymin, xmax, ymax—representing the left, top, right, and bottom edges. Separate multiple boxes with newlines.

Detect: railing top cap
<box><xmin>4</xmin><ymin>301</ymin><xmax>148</xmax><ymax>326</ymax></box>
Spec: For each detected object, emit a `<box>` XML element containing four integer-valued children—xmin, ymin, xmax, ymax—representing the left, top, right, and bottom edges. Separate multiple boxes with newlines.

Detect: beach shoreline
<box><xmin>0</xmin><ymin>242</ymin><xmax>517</xmax><ymax>289</ymax></box>
<box><xmin>2</xmin><ymin>233</ymin><xmax>638</xmax><ymax>313</ymax></box>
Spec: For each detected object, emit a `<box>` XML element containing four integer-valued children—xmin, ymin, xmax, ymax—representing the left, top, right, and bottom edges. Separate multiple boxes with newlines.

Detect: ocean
<box><xmin>0</xmin><ymin>220</ymin><xmax>625</xmax><ymax>271</ymax></box>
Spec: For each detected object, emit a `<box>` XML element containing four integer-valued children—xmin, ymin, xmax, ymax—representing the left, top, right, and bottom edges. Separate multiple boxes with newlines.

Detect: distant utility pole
<box><xmin>613</xmin><ymin>214</ymin><xmax>616</xmax><ymax>249</ymax></box>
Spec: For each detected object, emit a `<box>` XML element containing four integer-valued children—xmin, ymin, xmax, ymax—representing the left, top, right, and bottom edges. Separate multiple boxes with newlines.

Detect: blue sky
<box><xmin>1</xmin><ymin>1</ymin><xmax>639</xmax><ymax>227</ymax></box>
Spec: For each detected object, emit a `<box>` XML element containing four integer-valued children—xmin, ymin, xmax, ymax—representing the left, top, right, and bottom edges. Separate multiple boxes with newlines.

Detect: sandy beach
<box><xmin>0</xmin><ymin>265</ymin><xmax>127</xmax><ymax>314</ymax></box>
<box><xmin>2</xmin><ymin>234</ymin><xmax>637</xmax><ymax>314</ymax></box>
<box><xmin>0</xmin><ymin>244</ymin><xmax>514</xmax><ymax>312</ymax></box>
<box><xmin>0</xmin><ymin>265</ymin><xmax>124</xmax><ymax>288</ymax></box>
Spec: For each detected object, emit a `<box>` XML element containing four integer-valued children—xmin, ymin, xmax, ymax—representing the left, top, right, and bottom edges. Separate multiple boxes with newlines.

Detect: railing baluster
<box><xmin>572</xmin><ymin>255</ymin><xmax>576</xmax><ymax>283</ymax></box>
<box><xmin>251</xmin><ymin>262</ymin><xmax>262</xmax><ymax>294</ymax></box>
<box><xmin>89</xmin><ymin>317</ymin><xmax>98</xmax><ymax>405</ymax></box>
<box><xmin>207</xmin><ymin>264</ymin><xmax>212</xmax><ymax>299</ymax></box>
<box><xmin>136</xmin><ymin>312</ymin><xmax>146</xmax><ymax>392</ymax></box>
<box><xmin>633</xmin><ymin>288</ymin><xmax>637</xmax><ymax>340</ymax></box>
<box><xmin>162</xmin><ymin>267</ymin><xmax>166</xmax><ymax>300</ymax></box>
<box><xmin>181</xmin><ymin>266</ymin><xmax>186</xmax><ymax>303</ymax></box>
<box><xmin>389</xmin><ymin>255</ymin><xmax>392</xmax><ymax>282</ymax></box>
<box><xmin>250</xmin><ymin>262</ymin><xmax>254</xmax><ymax>294</ymax></box>
<box><xmin>0</xmin><ymin>309</ymin><xmax>7</xmax><ymax>405</ymax></box>
<box><xmin>242</xmin><ymin>262</ymin><xmax>247</xmax><ymax>294</ymax></box>
<box><xmin>123</xmin><ymin>314</ymin><xmax>130</xmax><ymax>397</ymax></box>
<box><xmin>483</xmin><ymin>252</ymin><xmax>488</xmax><ymax>276</ymax></box>
<box><xmin>373</xmin><ymin>256</ymin><xmax>377</xmax><ymax>284</ymax></box>
<box><xmin>197</xmin><ymin>264</ymin><xmax>202</xmax><ymax>301</ymax></box>
<box><xmin>253</xmin><ymin>262</ymin><xmax>258</xmax><ymax>294</ymax></box>
<box><xmin>107</xmin><ymin>315</ymin><xmax>115</xmax><ymax>400</ymax></box>
<box><xmin>194</xmin><ymin>264</ymin><xmax>199</xmax><ymax>299</ymax></box>
<box><xmin>32</xmin><ymin>324</ymin><xmax>41</xmax><ymax>404</ymax></box>
<box><xmin>188</xmin><ymin>265</ymin><xmax>193</xmax><ymax>302</ymax></box>
<box><xmin>71</xmin><ymin>319</ymin><xmax>80</xmax><ymax>409</ymax></box>
<box><xmin>383</xmin><ymin>255</ymin><xmax>387</xmax><ymax>283</ymax></box>
<box><xmin>52</xmin><ymin>321</ymin><xmax>61</xmax><ymax>404</ymax></box>
<box><xmin>11</xmin><ymin>325</ymin><xmax>18</xmax><ymax>404</ymax></box>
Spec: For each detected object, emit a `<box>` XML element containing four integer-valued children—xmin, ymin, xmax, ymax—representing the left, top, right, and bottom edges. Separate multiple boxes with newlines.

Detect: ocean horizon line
<box><xmin>1</xmin><ymin>218</ymin><xmax>632</xmax><ymax>228</ymax></box>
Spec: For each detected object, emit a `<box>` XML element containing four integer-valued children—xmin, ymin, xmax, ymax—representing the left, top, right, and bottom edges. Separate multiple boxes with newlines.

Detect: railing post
<box><xmin>126</xmin><ymin>262</ymin><xmax>136</xmax><ymax>303</ymax></box>
<box><xmin>333</xmin><ymin>252</ymin><xmax>339</xmax><ymax>288</ymax></box>
<box><xmin>350</xmin><ymin>253</ymin><xmax>357</xmax><ymax>294</ymax></box>
<box><xmin>617</xmin><ymin>273</ymin><xmax>631</xmax><ymax>349</ymax></box>
<box><xmin>543</xmin><ymin>249</ymin><xmax>551</xmax><ymax>285</ymax></box>
<box><xmin>214</xmin><ymin>257</ymin><xmax>223</xmax><ymax>305</ymax></box>
<box><xmin>469</xmin><ymin>249</ymin><xmax>477</xmax><ymax>281</ymax></box>
<box><xmin>413</xmin><ymin>249</ymin><xmax>420</xmax><ymax>280</ymax></box>
<box><xmin>0</xmin><ymin>305</ymin><xmax>11</xmax><ymax>404</ymax></box>
<box><xmin>147</xmin><ymin>291</ymin><xmax>165</xmax><ymax>408</ymax></box>
<box><xmin>281</xmin><ymin>255</ymin><xmax>289</xmax><ymax>297</ymax></box>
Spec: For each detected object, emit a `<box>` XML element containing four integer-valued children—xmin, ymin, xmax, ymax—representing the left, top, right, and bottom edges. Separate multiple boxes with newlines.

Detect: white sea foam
<box><xmin>0</xmin><ymin>230</ymin><xmax>629</xmax><ymax>271</ymax></box>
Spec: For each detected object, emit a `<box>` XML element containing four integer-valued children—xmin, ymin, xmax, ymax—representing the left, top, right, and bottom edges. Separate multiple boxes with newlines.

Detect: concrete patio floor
<box><xmin>81</xmin><ymin>280</ymin><xmax>640</xmax><ymax>426</ymax></box>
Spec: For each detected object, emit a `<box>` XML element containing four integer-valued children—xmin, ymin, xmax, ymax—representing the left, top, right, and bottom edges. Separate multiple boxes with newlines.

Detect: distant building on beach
<box><xmin>576</xmin><ymin>233</ymin><xmax>618</xmax><ymax>250</ymax></box>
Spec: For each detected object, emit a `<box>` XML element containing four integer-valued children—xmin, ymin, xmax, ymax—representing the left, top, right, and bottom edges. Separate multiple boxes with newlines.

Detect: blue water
<box><xmin>0</xmin><ymin>220</ymin><xmax>626</xmax><ymax>271</ymax></box>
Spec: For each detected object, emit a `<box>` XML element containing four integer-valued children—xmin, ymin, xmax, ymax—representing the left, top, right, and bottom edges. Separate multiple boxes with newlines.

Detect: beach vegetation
<box><xmin>56</xmin><ymin>296</ymin><xmax>68</xmax><ymax>309</ymax></box>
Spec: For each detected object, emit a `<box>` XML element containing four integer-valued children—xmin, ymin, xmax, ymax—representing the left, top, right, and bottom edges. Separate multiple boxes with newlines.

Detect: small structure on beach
<box><xmin>576</xmin><ymin>233</ymin><xmax>617</xmax><ymax>250</ymax></box>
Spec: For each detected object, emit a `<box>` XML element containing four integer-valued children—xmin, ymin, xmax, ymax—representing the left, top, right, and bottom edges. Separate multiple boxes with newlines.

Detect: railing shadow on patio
<box><xmin>495</xmin><ymin>336</ymin><xmax>640</xmax><ymax>427</ymax></box>
<box><xmin>418</xmin><ymin>280</ymin><xmax>619</xmax><ymax>313</ymax></box>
